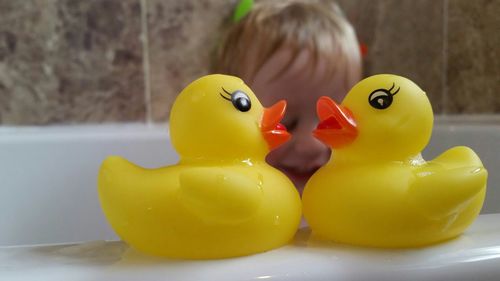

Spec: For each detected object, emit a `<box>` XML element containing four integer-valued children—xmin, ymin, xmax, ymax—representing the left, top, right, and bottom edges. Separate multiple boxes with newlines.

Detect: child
<box><xmin>213</xmin><ymin>0</ymin><xmax>362</xmax><ymax>194</ymax></box>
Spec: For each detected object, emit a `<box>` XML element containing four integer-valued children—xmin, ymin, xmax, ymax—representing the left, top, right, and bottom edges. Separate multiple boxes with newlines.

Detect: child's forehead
<box><xmin>251</xmin><ymin>49</ymin><xmax>349</xmax><ymax>104</ymax></box>
<box><xmin>252</xmin><ymin>47</ymin><xmax>344</xmax><ymax>85</ymax></box>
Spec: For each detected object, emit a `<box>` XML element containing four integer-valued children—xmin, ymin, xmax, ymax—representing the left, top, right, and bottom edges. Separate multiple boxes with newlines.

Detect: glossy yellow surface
<box><xmin>98</xmin><ymin>75</ymin><xmax>301</xmax><ymax>259</ymax></box>
<box><xmin>303</xmin><ymin>74</ymin><xmax>488</xmax><ymax>248</ymax></box>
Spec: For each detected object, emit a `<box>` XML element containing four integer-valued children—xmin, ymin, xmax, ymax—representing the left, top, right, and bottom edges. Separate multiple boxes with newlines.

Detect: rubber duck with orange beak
<box><xmin>98</xmin><ymin>74</ymin><xmax>301</xmax><ymax>259</ymax></box>
<box><xmin>303</xmin><ymin>74</ymin><xmax>487</xmax><ymax>248</ymax></box>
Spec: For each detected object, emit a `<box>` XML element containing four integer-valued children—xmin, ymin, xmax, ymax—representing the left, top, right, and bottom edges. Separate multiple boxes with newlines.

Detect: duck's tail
<box><xmin>97</xmin><ymin>156</ymin><xmax>150</xmax><ymax>215</ymax></box>
<box><xmin>98</xmin><ymin>156</ymin><xmax>145</xmax><ymax>190</ymax></box>
<box><xmin>409</xmin><ymin>146</ymin><xmax>488</xmax><ymax>219</ymax></box>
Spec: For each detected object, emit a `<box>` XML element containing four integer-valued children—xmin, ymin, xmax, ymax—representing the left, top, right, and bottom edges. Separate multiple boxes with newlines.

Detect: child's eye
<box><xmin>282</xmin><ymin>118</ymin><xmax>298</xmax><ymax>132</ymax></box>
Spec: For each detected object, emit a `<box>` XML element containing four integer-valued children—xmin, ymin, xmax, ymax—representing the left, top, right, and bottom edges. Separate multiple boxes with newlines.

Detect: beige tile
<box><xmin>446</xmin><ymin>0</ymin><xmax>500</xmax><ymax>114</ymax></box>
<box><xmin>0</xmin><ymin>0</ymin><xmax>145</xmax><ymax>125</ymax></box>
<box><xmin>337</xmin><ymin>0</ymin><xmax>446</xmax><ymax>114</ymax></box>
<box><xmin>147</xmin><ymin>0</ymin><xmax>233</xmax><ymax>122</ymax></box>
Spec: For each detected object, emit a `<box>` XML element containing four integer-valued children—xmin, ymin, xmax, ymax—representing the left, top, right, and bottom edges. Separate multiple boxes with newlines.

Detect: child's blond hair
<box><xmin>214</xmin><ymin>0</ymin><xmax>361</xmax><ymax>87</ymax></box>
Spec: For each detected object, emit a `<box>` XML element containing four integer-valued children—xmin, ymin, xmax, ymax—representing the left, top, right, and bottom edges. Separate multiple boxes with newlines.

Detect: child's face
<box><xmin>246</xmin><ymin>48</ymin><xmax>350</xmax><ymax>193</ymax></box>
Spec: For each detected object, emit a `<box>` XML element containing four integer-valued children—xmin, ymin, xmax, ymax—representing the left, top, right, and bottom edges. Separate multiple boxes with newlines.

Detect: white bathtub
<box><xmin>1</xmin><ymin>117</ymin><xmax>499</xmax><ymax>280</ymax></box>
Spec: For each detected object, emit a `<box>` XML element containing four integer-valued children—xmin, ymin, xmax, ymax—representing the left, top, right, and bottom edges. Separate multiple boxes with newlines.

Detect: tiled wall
<box><xmin>337</xmin><ymin>0</ymin><xmax>500</xmax><ymax>115</ymax></box>
<box><xmin>0</xmin><ymin>0</ymin><xmax>498</xmax><ymax>125</ymax></box>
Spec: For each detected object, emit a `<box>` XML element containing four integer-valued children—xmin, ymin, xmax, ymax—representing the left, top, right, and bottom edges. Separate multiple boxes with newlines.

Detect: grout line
<box><xmin>140</xmin><ymin>0</ymin><xmax>153</xmax><ymax>126</ymax></box>
<box><xmin>441</xmin><ymin>0</ymin><xmax>449</xmax><ymax>115</ymax></box>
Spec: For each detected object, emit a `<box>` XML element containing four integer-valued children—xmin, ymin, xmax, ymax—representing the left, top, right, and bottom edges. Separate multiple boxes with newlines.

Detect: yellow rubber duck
<box><xmin>98</xmin><ymin>74</ymin><xmax>301</xmax><ymax>259</ymax></box>
<box><xmin>303</xmin><ymin>74</ymin><xmax>488</xmax><ymax>248</ymax></box>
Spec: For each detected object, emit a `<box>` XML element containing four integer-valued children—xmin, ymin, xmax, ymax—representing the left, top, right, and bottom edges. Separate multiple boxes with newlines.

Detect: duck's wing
<box><xmin>409</xmin><ymin>147</ymin><xmax>488</xmax><ymax>218</ymax></box>
<box><xmin>178</xmin><ymin>168</ymin><xmax>263</xmax><ymax>223</ymax></box>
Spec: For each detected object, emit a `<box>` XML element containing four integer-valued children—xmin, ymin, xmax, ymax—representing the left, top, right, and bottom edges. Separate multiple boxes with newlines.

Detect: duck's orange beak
<box><xmin>261</xmin><ymin>100</ymin><xmax>291</xmax><ymax>150</ymax></box>
<box><xmin>313</xmin><ymin>96</ymin><xmax>358</xmax><ymax>149</ymax></box>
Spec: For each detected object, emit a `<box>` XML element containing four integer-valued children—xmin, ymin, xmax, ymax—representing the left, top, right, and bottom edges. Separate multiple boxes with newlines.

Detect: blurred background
<box><xmin>0</xmin><ymin>0</ymin><xmax>499</xmax><ymax>249</ymax></box>
<box><xmin>0</xmin><ymin>0</ymin><xmax>498</xmax><ymax>126</ymax></box>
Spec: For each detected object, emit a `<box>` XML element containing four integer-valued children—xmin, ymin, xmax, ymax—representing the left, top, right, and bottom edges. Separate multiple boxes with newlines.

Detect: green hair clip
<box><xmin>233</xmin><ymin>0</ymin><xmax>254</xmax><ymax>22</ymax></box>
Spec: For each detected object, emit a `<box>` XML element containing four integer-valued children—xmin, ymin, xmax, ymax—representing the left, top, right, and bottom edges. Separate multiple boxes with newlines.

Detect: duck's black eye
<box><xmin>368</xmin><ymin>83</ymin><xmax>400</xmax><ymax>110</ymax></box>
<box><xmin>231</xmin><ymin>90</ymin><xmax>251</xmax><ymax>112</ymax></box>
<box><xmin>369</xmin><ymin>90</ymin><xmax>393</xmax><ymax>109</ymax></box>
